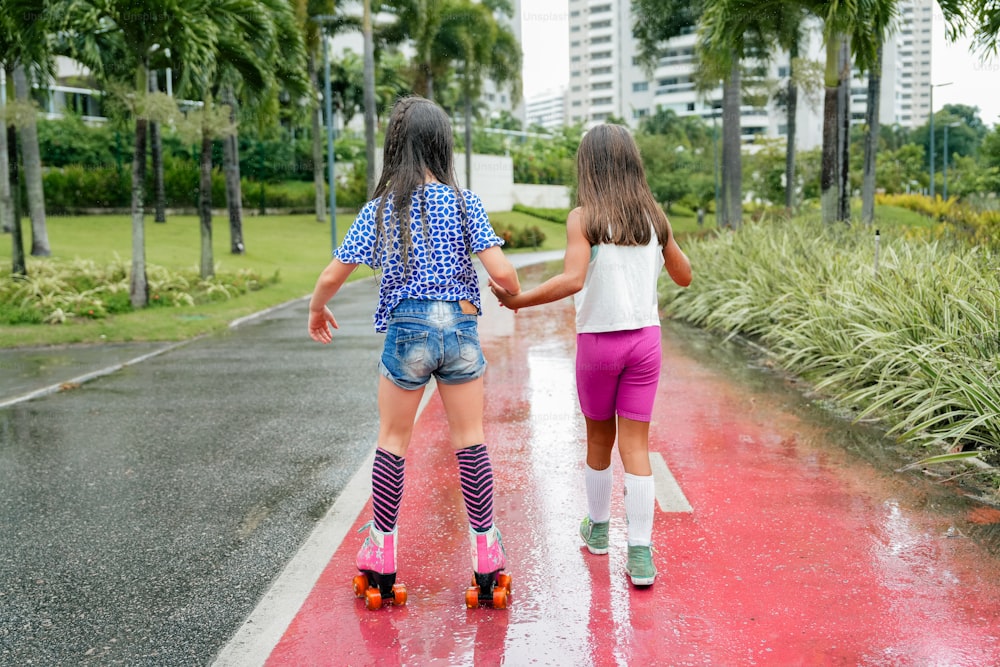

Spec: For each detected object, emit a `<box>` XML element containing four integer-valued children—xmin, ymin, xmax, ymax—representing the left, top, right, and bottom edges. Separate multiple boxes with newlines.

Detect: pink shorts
<box><xmin>575</xmin><ymin>326</ymin><xmax>662</xmax><ymax>422</ymax></box>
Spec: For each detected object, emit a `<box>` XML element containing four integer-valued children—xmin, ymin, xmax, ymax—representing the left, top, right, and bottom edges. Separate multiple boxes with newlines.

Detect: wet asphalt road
<box><xmin>0</xmin><ymin>278</ymin><xmax>386</xmax><ymax>666</ymax></box>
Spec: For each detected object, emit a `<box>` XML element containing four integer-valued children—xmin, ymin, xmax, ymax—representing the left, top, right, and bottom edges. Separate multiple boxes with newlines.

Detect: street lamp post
<box><xmin>929</xmin><ymin>81</ymin><xmax>953</xmax><ymax>199</ymax></box>
<box><xmin>312</xmin><ymin>15</ymin><xmax>338</xmax><ymax>253</ymax></box>
<box><xmin>943</xmin><ymin>121</ymin><xmax>961</xmax><ymax>200</ymax></box>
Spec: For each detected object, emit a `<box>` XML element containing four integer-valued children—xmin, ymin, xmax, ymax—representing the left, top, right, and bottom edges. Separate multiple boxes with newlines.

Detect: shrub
<box><xmin>493</xmin><ymin>223</ymin><xmax>546</xmax><ymax>249</ymax></box>
<box><xmin>511</xmin><ymin>204</ymin><xmax>569</xmax><ymax>224</ymax></box>
<box><xmin>661</xmin><ymin>216</ymin><xmax>1000</xmax><ymax>462</ymax></box>
<box><xmin>0</xmin><ymin>258</ymin><xmax>276</xmax><ymax>325</ymax></box>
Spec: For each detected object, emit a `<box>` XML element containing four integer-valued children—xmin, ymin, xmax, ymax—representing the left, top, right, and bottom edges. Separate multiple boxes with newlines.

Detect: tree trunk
<box><xmin>221</xmin><ymin>86</ymin><xmax>245</xmax><ymax>254</ymax></box>
<box><xmin>0</xmin><ymin>69</ymin><xmax>14</xmax><ymax>236</ymax></box>
<box><xmin>149</xmin><ymin>70</ymin><xmax>166</xmax><ymax>223</ymax></box>
<box><xmin>862</xmin><ymin>45</ymin><xmax>882</xmax><ymax>226</ymax></box>
<box><xmin>130</xmin><ymin>116</ymin><xmax>149</xmax><ymax>308</ymax></box>
<box><xmin>12</xmin><ymin>64</ymin><xmax>49</xmax><ymax>256</ymax></box>
<box><xmin>837</xmin><ymin>37</ymin><xmax>851</xmax><ymax>223</ymax></box>
<box><xmin>363</xmin><ymin>0</ymin><xmax>377</xmax><ymax>199</ymax></box>
<box><xmin>784</xmin><ymin>41</ymin><xmax>798</xmax><ymax>212</ymax></box>
<box><xmin>309</xmin><ymin>54</ymin><xmax>326</xmax><ymax>222</ymax></box>
<box><xmin>7</xmin><ymin>124</ymin><xmax>26</xmax><ymax>277</ymax></box>
<box><xmin>820</xmin><ymin>36</ymin><xmax>841</xmax><ymax>225</ymax></box>
<box><xmin>721</xmin><ymin>60</ymin><xmax>742</xmax><ymax>229</ymax></box>
<box><xmin>199</xmin><ymin>128</ymin><xmax>214</xmax><ymax>279</ymax></box>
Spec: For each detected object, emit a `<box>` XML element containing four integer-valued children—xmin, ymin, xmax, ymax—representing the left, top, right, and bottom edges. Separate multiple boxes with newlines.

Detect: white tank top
<box><xmin>574</xmin><ymin>235</ymin><xmax>663</xmax><ymax>333</ymax></box>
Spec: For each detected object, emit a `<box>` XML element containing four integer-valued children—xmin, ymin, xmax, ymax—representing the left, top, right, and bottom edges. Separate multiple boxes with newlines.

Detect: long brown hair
<box><xmin>575</xmin><ymin>124</ymin><xmax>669</xmax><ymax>246</ymax></box>
<box><xmin>371</xmin><ymin>96</ymin><xmax>467</xmax><ymax>267</ymax></box>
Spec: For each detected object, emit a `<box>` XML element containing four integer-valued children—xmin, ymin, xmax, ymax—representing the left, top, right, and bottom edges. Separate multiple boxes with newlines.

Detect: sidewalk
<box><xmin>220</xmin><ymin>277</ymin><xmax>1000</xmax><ymax>666</ymax></box>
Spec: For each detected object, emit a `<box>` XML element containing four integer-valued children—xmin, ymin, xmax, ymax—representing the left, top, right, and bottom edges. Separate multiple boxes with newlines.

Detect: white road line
<box><xmin>211</xmin><ymin>381</ymin><xmax>437</xmax><ymax>667</ymax></box>
<box><xmin>0</xmin><ymin>340</ymin><xmax>191</xmax><ymax>410</ymax></box>
<box><xmin>650</xmin><ymin>452</ymin><xmax>693</xmax><ymax>513</ymax></box>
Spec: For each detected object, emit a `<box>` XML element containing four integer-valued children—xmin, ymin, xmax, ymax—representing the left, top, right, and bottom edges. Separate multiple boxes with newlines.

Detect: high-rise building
<box><xmin>565</xmin><ymin>0</ymin><xmax>934</xmax><ymax>148</ymax></box>
<box><xmin>879</xmin><ymin>0</ymin><xmax>935</xmax><ymax>129</ymax></box>
<box><xmin>525</xmin><ymin>88</ymin><xmax>568</xmax><ymax>130</ymax></box>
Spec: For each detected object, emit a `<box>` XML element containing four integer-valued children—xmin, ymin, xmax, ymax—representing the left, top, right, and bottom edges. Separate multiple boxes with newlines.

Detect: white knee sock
<box><xmin>624</xmin><ymin>473</ymin><xmax>655</xmax><ymax>546</ymax></box>
<box><xmin>585</xmin><ymin>464</ymin><xmax>613</xmax><ymax>523</ymax></box>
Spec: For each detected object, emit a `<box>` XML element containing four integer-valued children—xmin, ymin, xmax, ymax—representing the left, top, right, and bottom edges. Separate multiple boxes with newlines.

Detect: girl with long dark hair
<box><xmin>308</xmin><ymin>96</ymin><xmax>521</xmax><ymax>608</ymax></box>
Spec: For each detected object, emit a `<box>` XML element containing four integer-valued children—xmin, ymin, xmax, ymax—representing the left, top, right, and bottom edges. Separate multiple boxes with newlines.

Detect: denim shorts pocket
<box><xmin>394</xmin><ymin>328</ymin><xmax>430</xmax><ymax>370</ymax></box>
<box><xmin>455</xmin><ymin>328</ymin><xmax>482</xmax><ymax>363</ymax></box>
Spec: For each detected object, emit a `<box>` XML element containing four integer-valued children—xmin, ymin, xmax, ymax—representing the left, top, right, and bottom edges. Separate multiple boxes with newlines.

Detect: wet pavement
<box><xmin>4</xmin><ymin>253</ymin><xmax>1000</xmax><ymax>666</ymax></box>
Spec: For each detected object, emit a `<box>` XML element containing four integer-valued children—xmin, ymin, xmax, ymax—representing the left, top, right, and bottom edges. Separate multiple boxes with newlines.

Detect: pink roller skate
<box><xmin>352</xmin><ymin>522</ymin><xmax>407</xmax><ymax>609</ymax></box>
<box><xmin>465</xmin><ymin>525</ymin><xmax>512</xmax><ymax>609</ymax></box>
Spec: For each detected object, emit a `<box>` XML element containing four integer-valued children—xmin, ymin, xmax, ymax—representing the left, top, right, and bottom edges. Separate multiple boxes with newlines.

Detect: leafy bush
<box><xmin>877</xmin><ymin>193</ymin><xmax>1000</xmax><ymax>251</ymax></box>
<box><xmin>511</xmin><ymin>204</ymin><xmax>569</xmax><ymax>224</ymax></box>
<box><xmin>661</xmin><ymin>216</ymin><xmax>1000</xmax><ymax>463</ymax></box>
<box><xmin>0</xmin><ymin>258</ymin><xmax>276</xmax><ymax>325</ymax></box>
<box><xmin>493</xmin><ymin>223</ymin><xmax>547</xmax><ymax>249</ymax></box>
<box><xmin>43</xmin><ymin>165</ymin><xmax>131</xmax><ymax>210</ymax></box>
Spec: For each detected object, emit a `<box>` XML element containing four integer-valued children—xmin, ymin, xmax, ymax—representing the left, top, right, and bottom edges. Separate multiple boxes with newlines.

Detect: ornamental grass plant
<box><xmin>660</xmin><ymin>215</ymin><xmax>1000</xmax><ymax>465</ymax></box>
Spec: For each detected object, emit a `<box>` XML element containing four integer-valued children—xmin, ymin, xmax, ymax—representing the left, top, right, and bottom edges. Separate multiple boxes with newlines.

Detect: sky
<box><xmin>519</xmin><ymin>0</ymin><xmax>1000</xmax><ymax>128</ymax></box>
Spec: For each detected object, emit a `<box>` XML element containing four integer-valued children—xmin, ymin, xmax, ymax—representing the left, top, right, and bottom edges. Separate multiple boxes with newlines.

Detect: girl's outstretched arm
<box><xmin>490</xmin><ymin>207</ymin><xmax>591</xmax><ymax>310</ymax></box>
<box><xmin>307</xmin><ymin>259</ymin><xmax>358</xmax><ymax>343</ymax></box>
<box><xmin>662</xmin><ymin>225</ymin><xmax>692</xmax><ymax>287</ymax></box>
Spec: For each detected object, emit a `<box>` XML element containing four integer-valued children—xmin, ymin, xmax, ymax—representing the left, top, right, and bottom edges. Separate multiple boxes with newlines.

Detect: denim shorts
<box><xmin>379</xmin><ymin>299</ymin><xmax>487</xmax><ymax>390</ymax></box>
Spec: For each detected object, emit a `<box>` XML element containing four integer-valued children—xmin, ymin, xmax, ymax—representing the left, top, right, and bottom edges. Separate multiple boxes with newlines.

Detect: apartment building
<box><xmin>525</xmin><ymin>88</ymin><xmax>568</xmax><ymax>130</ymax></box>
<box><xmin>565</xmin><ymin>0</ymin><xmax>934</xmax><ymax>149</ymax></box>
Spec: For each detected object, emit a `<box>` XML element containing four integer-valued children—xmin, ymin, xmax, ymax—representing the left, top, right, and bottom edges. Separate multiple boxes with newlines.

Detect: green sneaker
<box><xmin>579</xmin><ymin>517</ymin><xmax>609</xmax><ymax>555</ymax></box>
<box><xmin>626</xmin><ymin>545</ymin><xmax>657</xmax><ymax>586</ymax></box>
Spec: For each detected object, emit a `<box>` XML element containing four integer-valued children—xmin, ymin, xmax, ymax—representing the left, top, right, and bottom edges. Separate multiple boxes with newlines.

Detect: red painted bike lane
<box><xmin>263</xmin><ymin>292</ymin><xmax>1000</xmax><ymax>666</ymax></box>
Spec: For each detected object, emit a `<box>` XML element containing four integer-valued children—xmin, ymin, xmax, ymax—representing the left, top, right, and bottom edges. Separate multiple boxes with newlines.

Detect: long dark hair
<box><xmin>371</xmin><ymin>96</ymin><xmax>466</xmax><ymax>267</ymax></box>
<box><xmin>576</xmin><ymin>123</ymin><xmax>669</xmax><ymax>247</ymax></box>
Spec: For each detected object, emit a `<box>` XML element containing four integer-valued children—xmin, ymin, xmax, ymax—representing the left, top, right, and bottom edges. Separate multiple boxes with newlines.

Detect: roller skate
<box><xmin>352</xmin><ymin>522</ymin><xmax>407</xmax><ymax>609</ymax></box>
<box><xmin>465</xmin><ymin>525</ymin><xmax>512</xmax><ymax>609</ymax></box>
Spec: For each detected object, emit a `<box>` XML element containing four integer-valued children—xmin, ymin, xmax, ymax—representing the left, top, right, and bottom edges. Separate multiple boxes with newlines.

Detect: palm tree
<box><xmin>791</xmin><ymin>0</ymin><xmax>897</xmax><ymax>223</ymax></box>
<box><xmin>0</xmin><ymin>16</ymin><xmax>17</xmax><ymax>242</ymax></box>
<box><xmin>861</xmin><ymin>43</ymin><xmax>883</xmax><ymax>226</ymax></box>
<box><xmin>1</xmin><ymin>0</ymin><xmax>52</xmax><ymax>258</ymax></box>
<box><xmin>149</xmin><ymin>69</ymin><xmax>166</xmax><ymax>223</ymax></box>
<box><xmin>12</xmin><ymin>64</ymin><xmax>49</xmax><ymax>255</ymax></box>
<box><xmin>296</xmin><ymin>0</ymin><xmax>355</xmax><ymax>223</ymax></box>
<box><xmin>186</xmin><ymin>0</ymin><xmax>306</xmax><ymax>275</ymax></box>
<box><xmin>53</xmin><ymin>0</ymin><xmax>222</xmax><ymax>307</ymax></box>
<box><xmin>444</xmin><ymin>0</ymin><xmax>522</xmax><ymax>188</ymax></box>
<box><xmin>2</xmin><ymin>0</ymin><xmax>54</xmax><ymax>273</ymax></box>
<box><xmin>636</xmin><ymin>0</ymin><xmax>783</xmax><ymax>228</ymax></box>
<box><xmin>937</xmin><ymin>0</ymin><xmax>1000</xmax><ymax>51</ymax></box>
<box><xmin>217</xmin><ymin>0</ymin><xmax>308</xmax><ymax>255</ymax></box>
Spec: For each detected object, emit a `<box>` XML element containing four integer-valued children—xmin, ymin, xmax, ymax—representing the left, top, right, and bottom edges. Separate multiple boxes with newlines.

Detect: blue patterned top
<box><xmin>334</xmin><ymin>183</ymin><xmax>504</xmax><ymax>332</ymax></box>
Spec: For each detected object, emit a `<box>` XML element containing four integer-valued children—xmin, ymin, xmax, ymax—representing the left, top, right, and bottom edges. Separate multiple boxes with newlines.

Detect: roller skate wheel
<box><xmin>365</xmin><ymin>587</ymin><xmax>382</xmax><ymax>610</ymax></box>
<box><xmin>465</xmin><ymin>586</ymin><xmax>480</xmax><ymax>609</ymax></box>
<box><xmin>352</xmin><ymin>574</ymin><xmax>369</xmax><ymax>598</ymax></box>
<box><xmin>492</xmin><ymin>586</ymin><xmax>509</xmax><ymax>609</ymax></box>
<box><xmin>496</xmin><ymin>572</ymin><xmax>512</xmax><ymax>593</ymax></box>
<box><xmin>392</xmin><ymin>583</ymin><xmax>408</xmax><ymax>606</ymax></box>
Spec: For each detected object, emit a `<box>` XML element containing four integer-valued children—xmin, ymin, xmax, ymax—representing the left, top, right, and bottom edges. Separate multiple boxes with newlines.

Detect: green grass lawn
<box><xmin>0</xmin><ymin>210</ymin><xmax>565</xmax><ymax>348</ymax></box>
<box><xmin>0</xmin><ymin>202</ymin><xmax>936</xmax><ymax>349</ymax></box>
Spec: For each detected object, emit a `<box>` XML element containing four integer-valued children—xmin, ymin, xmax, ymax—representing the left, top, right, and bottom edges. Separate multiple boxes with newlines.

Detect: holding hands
<box><xmin>488</xmin><ymin>278</ymin><xmax>522</xmax><ymax>312</ymax></box>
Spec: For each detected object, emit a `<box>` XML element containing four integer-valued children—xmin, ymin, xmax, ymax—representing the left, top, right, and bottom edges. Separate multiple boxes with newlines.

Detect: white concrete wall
<box><xmin>512</xmin><ymin>184</ymin><xmax>571</xmax><ymax>209</ymax></box>
<box><xmin>375</xmin><ymin>149</ymin><xmax>514</xmax><ymax>212</ymax></box>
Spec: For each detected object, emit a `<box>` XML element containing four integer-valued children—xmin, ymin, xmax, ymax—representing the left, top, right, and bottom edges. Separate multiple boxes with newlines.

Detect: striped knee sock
<box><xmin>371</xmin><ymin>447</ymin><xmax>405</xmax><ymax>533</ymax></box>
<box><xmin>456</xmin><ymin>444</ymin><xmax>495</xmax><ymax>532</ymax></box>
